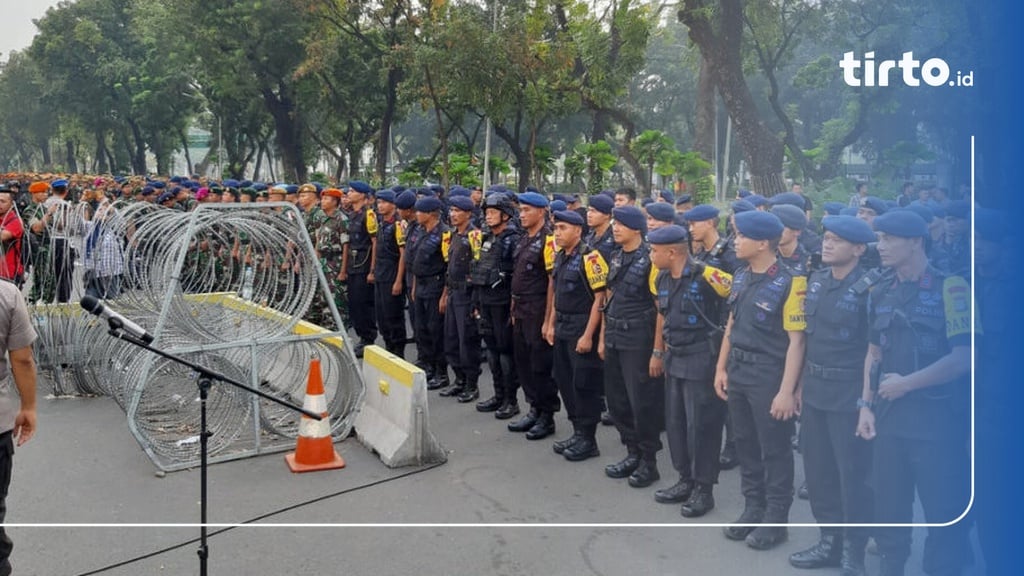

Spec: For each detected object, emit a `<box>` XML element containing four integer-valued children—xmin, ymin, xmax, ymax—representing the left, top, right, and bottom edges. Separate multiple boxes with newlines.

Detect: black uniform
<box><xmin>347</xmin><ymin>205</ymin><xmax>379</xmax><ymax>346</ymax></box>
<box><xmin>604</xmin><ymin>243</ymin><xmax>662</xmax><ymax>463</ymax></box>
<box><xmin>402</xmin><ymin>219</ymin><xmax>421</xmax><ymax>330</ymax></box>
<box><xmin>584</xmin><ymin>224</ymin><xmax>616</xmax><ymax>263</ymax></box>
<box><xmin>656</xmin><ymin>262</ymin><xmax>731</xmax><ymax>495</ymax></box>
<box><xmin>725</xmin><ymin>262</ymin><xmax>805</xmax><ymax>524</ymax></box>
<box><xmin>868</xmin><ymin>267</ymin><xmax>972</xmax><ymax>576</ymax></box>
<box><xmin>373</xmin><ymin>213</ymin><xmax>407</xmax><ymax>356</ymax></box>
<box><xmin>798</xmin><ymin>265</ymin><xmax>874</xmax><ymax>559</ymax></box>
<box><xmin>470</xmin><ymin>223</ymin><xmax>522</xmax><ymax>413</ymax></box>
<box><xmin>509</xmin><ymin>226</ymin><xmax>559</xmax><ymax>426</ymax></box>
<box><xmin>778</xmin><ymin>242</ymin><xmax>810</xmax><ymax>276</ymax></box>
<box><xmin>550</xmin><ymin>243</ymin><xmax>607</xmax><ymax>449</ymax></box>
<box><xmin>443</xmin><ymin>226</ymin><xmax>483</xmax><ymax>398</ymax></box>
<box><xmin>410</xmin><ymin>221</ymin><xmax>449</xmax><ymax>388</ymax></box>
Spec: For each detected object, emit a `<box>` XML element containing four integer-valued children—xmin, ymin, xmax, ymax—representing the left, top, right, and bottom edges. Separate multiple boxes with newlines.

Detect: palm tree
<box><xmin>631</xmin><ymin>129</ymin><xmax>675</xmax><ymax>194</ymax></box>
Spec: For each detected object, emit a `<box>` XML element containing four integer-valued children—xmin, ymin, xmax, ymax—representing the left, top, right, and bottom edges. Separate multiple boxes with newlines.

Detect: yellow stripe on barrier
<box><xmin>363</xmin><ymin>346</ymin><xmax>421</xmax><ymax>388</ymax></box>
<box><xmin>184</xmin><ymin>292</ymin><xmax>346</xmax><ymax>349</ymax></box>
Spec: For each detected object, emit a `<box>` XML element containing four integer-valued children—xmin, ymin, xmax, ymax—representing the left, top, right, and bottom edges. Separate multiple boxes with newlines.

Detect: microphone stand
<box><xmin>104</xmin><ymin>317</ymin><xmax>323</xmax><ymax>576</ymax></box>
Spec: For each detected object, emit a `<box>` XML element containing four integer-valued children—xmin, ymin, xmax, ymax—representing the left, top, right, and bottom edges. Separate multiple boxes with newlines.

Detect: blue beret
<box><xmin>151</xmin><ymin>181</ymin><xmax>166</xmax><ymax>190</ymax></box>
<box><xmin>588</xmin><ymin>194</ymin><xmax>614</xmax><ymax>215</ymax></box>
<box><xmin>646</xmin><ymin>202</ymin><xmax>676</xmax><ymax>223</ymax></box>
<box><xmin>747</xmin><ymin>194</ymin><xmax>768</xmax><ymax>208</ymax></box>
<box><xmin>612</xmin><ymin>206</ymin><xmax>646</xmax><ymax>232</ymax></box>
<box><xmin>222</xmin><ymin>179</ymin><xmax>240</xmax><ymax>189</ymax></box>
<box><xmin>156</xmin><ymin>191</ymin><xmax>176</xmax><ymax>204</ymax></box>
<box><xmin>901</xmin><ymin>204</ymin><xmax>934</xmax><ymax>224</ymax></box>
<box><xmin>771</xmin><ymin>205</ymin><xmax>808</xmax><ymax>230</ymax></box>
<box><xmin>141</xmin><ymin>186</ymin><xmax>155</xmax><ymax>196</ymax></box>
<box><xmin>52</xmin><ymin>179</ymin><xmax>69</xmax><ymax>188</ymax></box>
<box><xmin>946</xmin><ymin>199</ymin><xmax>971</xmax><ymax>219</ymax></box>
<box><xmin>860</xmin><ymin>196</ymin><xmax>887</xmax><ymax>215</ymax></box>
<box><xmin>872</xmin><ymin>210</ymin><xmax>928</xmax><ymax>238</ymax></box>
<box><xmin>284</xmin><ymin>185</ymin><xmax>299</xmax><ymax>195</ymax></box>
<box><xmin>169</xmin><ymin>176</ymin><xmax>183</xmax><ymax>184</ymax></box>
<box><xmin>376</xmin><ymin>190</ymin><xmax>396</xmax><ymax>203</ymax></box>
<box><xmin>392</xmin><ymin>185</ymin><xmax>407</xmax><ymax>193</ymax></box>
<box><xmin>822</xmin><ymin>215</ymin><xmax>876</xmax><ymax>244</ymax></box>
<box><xmin>313</xmin><ymin>183</ymin><xmax>324</xmax><ymax>193</ymax></box>
<box><xmin>553</xmin><ymin>210</ymin><xmax>584</xmax><ymax>226</ymax></box>
<box><xmin>659</xmin><ymin>190</ymin><xmax>675</xmax><ymax>203</ymax></box>
<box><xmin>552</xmin><ymin>194</ymin><xmax>568</xmax><ymax>203</ymax></box>
<box><xmin>683</xmin><ymin>204</ymin><xmax>720</xmax><ymax>222</ymax></box>
<box><xmin>737</xmin><ymin>189</ymin><xmax>752</xmax><ymax>198</ymax></box>
<box><xmin>647</xmin><ymin>224</ymin><xmax>689</xmax><ymax>245</ymax></box>
<box><xmin>517</xmin><ymin>192</ymin><xmax>549</xmax><ymax>208</ymax></box>
<box><xmin>823</xmin><ymin>202</ymin><xmax>845</xmax><ymax>216</ymax></box>
<box><xmin>430</xmin><ymin>185</ymin><xmax>445</xmax><ymax>195</ymax></box>
<box><xmin>348</xmin><ymin>180</ymin><xmax>374</xmax><ymax>195</ymax></box>
<box><xmin>415</xmin><ymin>197</ymin><xmax>443</xmax><ymax>212</ymax></box>
<box><xmin>839</xmin><ymin>207</ymin><xmax>858</xmax><ymax>217</ymax></box>
<box><xmin>600</xmin><ymin>189</ymin><xmax>616</xmax><ymax>199</ymax></box>
<box><xmin>395</xmin><ymin>190</ymin><xmax>417</xmax><ymax>209</ymax></box>
<box><xmin>449</xmin><ymin>196</ymin><xmax>475</xmax><ymax>211</ymax></box>
<box><xmin>730</xmin><ymin>200</ymin><xmax>755</xmax><ymax>214</ymax></box>
<box><xmin>525</xmin><ymin>186</ymin><xmax>540</xmax><ymax>194</ymax></box>
<box><xmin>240</xmin><ymin>180</ymin><xmax>254</xmax><ymax>188</ymax></box>
<box><xmin>449</xmin><ymin>186</ymin><xmax>471</xmax><ymax>198</ymax></box>
<box><xmin>770</xmin><ymin>192</ymin><xmax>807</xmax><ymax>209</ymax></box>
<box><xmin>418</xmin><ymin>188</ymin><xmax>436</xmax><ymax>197</ymax></box>
<box><xmin>735</xmin><ymin>211</ymin><xmax>784</xmax><ymax>240</ymax></box>
<box><xmin>549</xmin><ymin>200</ymin><xmax>567</xmax><ymax>213</ymax></box>
<box><xmin>675</xmin><ymin>194</ymin><xmax>692</xmax><ymax>206</ymax></box>
<box><xmin>640</xmin><ymin>197</ymin><xmax>655</xmax><ymax>207</ymax></box>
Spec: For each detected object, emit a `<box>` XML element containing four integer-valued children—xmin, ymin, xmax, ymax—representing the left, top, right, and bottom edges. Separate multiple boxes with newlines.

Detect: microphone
<box><xmin>80</xmin><ymin>295</ymin><xmax>155</xmax><ymax>344</ymax></box>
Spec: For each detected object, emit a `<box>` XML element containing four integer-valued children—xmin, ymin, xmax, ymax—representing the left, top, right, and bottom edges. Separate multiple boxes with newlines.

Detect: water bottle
<box><xmin>241</xmin><ymin>266</ymin><xmax>254</xmax><ymax>301</ymax></box>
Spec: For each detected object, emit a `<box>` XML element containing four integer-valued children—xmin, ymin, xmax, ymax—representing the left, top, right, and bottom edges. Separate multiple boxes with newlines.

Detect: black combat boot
<box><xmin>604</xmin><ymin>452</ymin><xmax>640</xmax><ymax>478</ymax></box>
<box><xmin>654</xmin><ymin>477</ymin><xmax>694</xmax><ymax>504</ymax></box>
<box><xmin>789</xmin><ymin>531</ymin><xmax>842</xmax><ymax>568</ymax></box>
<box><xmin>456</xmin><ymin>381</ymin><xmax>479</xmax><ymax>403</ymax></box>
<box><xmin>562</xmin><ymin>432</ymin><xmax>599</xmax><ymax>461</ymax></box>
<box><xmin>554</xmin><ymin>431</ymin><xmax>584</xmax><ymax>455</ymax></box>
<box><xmin>495</xmin><ymin>399</ymin><xmax>520</xmax><ymax>420</ymax></box>
<box><xmin>525</xmin><ymin>412</ymin><xmax>556</xmax><ymax>440</ymax></box>
<box><xmin>745</xmin><ymin>508</ymin><xmax>789</xmax><ymax>550</ymax></box>
<box><xmin>719</xmin><ymin>443</ymin><xmax>739</xmax><ymax>470</ymax></box>
<box><xmin>680</xmin><ymin>483</ymin><xmax>715</xmax><ymax>518</ymax></box>
<box><xmin>627</xmin><ymin>457</ymin><xmax>660</xmax><ymax>488</ymax></box>
<box><xmin>507</xmin><ymin>407</ymin><xmax>539</xmax><ymax>432</ymax></box>
<box><xmin>723</xmin><ymin>503</ymin><xmax>765</xmax><ymax>541</ymax></box>
<box><xmin>476</xmin><ymin>395</ymin><xmax>503</xmax><ymax>412</ymax></box>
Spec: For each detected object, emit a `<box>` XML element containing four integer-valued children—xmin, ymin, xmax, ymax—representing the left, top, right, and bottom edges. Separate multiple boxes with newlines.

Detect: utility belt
<box><xmin>805</xmin><ymin>361</ymin><xmax>861</xmax><ymax>381</ymax></box>
<box><xmin>605</xmin><ymin>312</ymin><xmax>653</xmax><ymax>333</ymax></box>
<box><xmin>416</xmin><ymin>273</ymin><xmax>445</xmax><ymax>284</ymax></box>
<box><xmin>729</xmin><ymin>347</ymin><xmax>779</xmax><ymax>365</ymax></box>
<box><xmin>667</xmin><ymin>340</ymin><xmax>714</xmax><ymax>357</ymax></box>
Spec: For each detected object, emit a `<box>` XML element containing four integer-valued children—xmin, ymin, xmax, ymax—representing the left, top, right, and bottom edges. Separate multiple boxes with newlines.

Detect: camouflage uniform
<box><xmin>308</xmin><ymin>208</ymin><xmax>350</xmax><ymax>330</ymax></box>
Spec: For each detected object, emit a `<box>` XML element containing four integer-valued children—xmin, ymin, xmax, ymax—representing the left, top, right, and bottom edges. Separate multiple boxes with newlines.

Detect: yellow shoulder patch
<box><xmin>441</xmin><ymin>230</ymin><xmax>452</xmax><ymax>262</ymax></box>
<box><xmin>395</xmin><ymin>220</ymin><xmax>406</xmax><ymax>247</ymax></box>
<box><xmin>583</xmin><ymin>250</ymin><xmax>609</xmax><ymax>291</ymax></box>
<box><xmin>469</xmin><ymin>229</ymin><xmax>483</xmax><ymax>260</ymax></box>
<box><xmin>943</xmin><ymin>275</ymin><xmax>980</xmax><ymax>338</ymax></box>
<box><xmin>701</xmin><ymin>265</ymin><xmax>733</xmax><ymax>298</ymax></box>
<box><xmin>649</xmin><ymin>264</ymin><xmax>659</xmax><ymax>296</ymax></box>
<box><xmin>366</xmin><ymin>209</ymin><xmax>378</xmax><ymax>235</ymax></box>
<box><xmin>783</xmin><ymin>275</ymin><xmax>807</xmax><ymax>331</ymax></box>
<box><xmin>544</xmin><ymin>234</ymin><xmax>557</xmax><ymax>272</ymax></box>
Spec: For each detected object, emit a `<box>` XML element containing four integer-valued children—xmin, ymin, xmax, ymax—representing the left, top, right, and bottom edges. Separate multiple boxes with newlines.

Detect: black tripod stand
<box><xmin>105</xmin><ymin>318</ymin><xmax>322</xmax><ymax>576</ymax></box>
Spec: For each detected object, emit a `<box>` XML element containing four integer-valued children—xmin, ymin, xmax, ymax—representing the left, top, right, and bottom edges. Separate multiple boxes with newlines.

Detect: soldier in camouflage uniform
<box><xmin>309</xmin><ymin>188</ymin><xmax>350</xmax><ymax>330</ymax></box>
<box><xmin>24</xmin><ymin>182</ymin><xmax>52</xmax><ymax>304</ymax></box>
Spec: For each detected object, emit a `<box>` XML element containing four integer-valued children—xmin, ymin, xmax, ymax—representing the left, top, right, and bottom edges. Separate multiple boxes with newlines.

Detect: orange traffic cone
<box><xmin>285</xmin><ymin>358</ymin><xmax>346</xmax><ymax>473</ymax></box>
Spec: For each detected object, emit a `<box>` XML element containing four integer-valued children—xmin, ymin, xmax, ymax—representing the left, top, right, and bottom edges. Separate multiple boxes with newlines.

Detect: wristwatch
<box><xmin>651</xmin><ymin>349</ymin><xmax>664</xmax><ymax>359</ymax></box>
<box><xmin>856</xmin><ymin>398</ymin><xmax>873</xmax><ymax>410</ymax></box>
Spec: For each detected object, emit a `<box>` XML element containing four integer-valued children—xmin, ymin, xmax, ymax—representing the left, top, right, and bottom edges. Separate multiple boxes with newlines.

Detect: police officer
<box><xmin>646</xmin><ymin>202</ymin><xmax>676</xmax><ymax>233</ymax></box>
<box><xmin>372</xmin><ymin>190</ymin><xmax>408</xmax><ymax>357</ymax></box>
<box><xmin>409</xmin><ymin>197</ymin><xmax>450</xmax><ymax>391</ymax></box>
<box><xmin>715</xmin><ymin>210</ymin><xmax>806</xmax><ymax>550</ymax></box>
<box><xmin>508</xmin><ymin>192</ymin><xmax>559</xmax><ymax>440</ymax></box>
<box><xmin>440</xmin><ymin>196</ymin><xmax>483</xmax><ymax>402</ymax></box>
<box><xmin>341</xmin><ymin>181</ymin><xmax>379</xmax><ymax>357</ymax></box>
<box><xmin>770</xmin><ymin>204</ymin><xmax>810</xmax><ymax>275</ymax></box>
<box><xmin>470</xmin><ymin>193</ymin><xmax>522</xmax><ymax>419</ymax></box>
<box><xmin>544</xmin><ymin>210</ymin><xmax>607</xmax><ymax>461</ymax></box>
<box><xmin>599</xmin><ymin>206</ymin><xmax>662</xmax><ymax>485</ymax></box>
<box><xmin>395</xmin><ymin>190</ymin><xmax>420</xmax><ymax>339</ymax></box>
<box><xmin>789</xmin><ymin>216</ymin><xmax>876</xmax><ymax>575</ymax></box>
<box><xmin>649</xmin><ymin>222</ymin><xmax>732</xmax><ymax>517</ymax></box>
<box><xmin>584</xmin><ymin>194</ymin><xmax>616</xmax><ymax>262</ymax></box>
<box><xmin>856</xmin><ymin>210</ymin><xmax>972</xmax><ymax>576</ymax></box>
<box><xmin>772</xmin><ymin>192</ymin><xmax>821</xmax><ymax>259</ymax></box>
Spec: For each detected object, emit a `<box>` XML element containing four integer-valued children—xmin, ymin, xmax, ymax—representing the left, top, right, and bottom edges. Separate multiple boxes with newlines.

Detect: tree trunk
<box><xmin>65</xmin><ymin>139</ymin><xmax>78</xmax><ymax>174</ymax></box>
<box><xmin>375</xmin><ymin>66</ymin><xmax>402</xmax><ymax>183</ymax></box>
<box><xmin>126</xmin><ymin>119</ymin><xmax>148</xmax><ymax>175</ymax></box>
<box><xmin>261</xmin><ymin>85</ymin><xmax>307</xmax><ymax>183</ymax></box>
<box><xmin>38</xmin><ymin>139</ymin><xmax>52</xmax><ymax>169</ymax></box>
<box><xmin>424</xmin><ymin>67</ymin><xmax>449</xmax><ymax>190</ymax></box>
<box><xmin>180</xmin><ymin>130</ymin><xmax>193</xmax><ymax>176</ymax></box>
<box><xmin>95</xmin><ymin>131</ymin><xmax>108</xmax><ymax>174</ymax></box>
<box><xmin>694</xmin><ymin>56</ymin><xmax>716</xmax><ymax>164</ymax></box>
<box><xmin>681</xmin><ymin>0</ymin><xmax>785</xmax><ymax>196</ymax></box>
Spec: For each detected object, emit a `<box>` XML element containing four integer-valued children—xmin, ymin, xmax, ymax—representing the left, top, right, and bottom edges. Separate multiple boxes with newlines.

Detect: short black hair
<box><xmin>856</xmin><ymin>182</ymin><xmax>867</xmax><ymax>193</ymax></box>
<box><xmin>614</xmin><ymin>187</ymin><xmax>637</xmax><ymax>201</ymax></box>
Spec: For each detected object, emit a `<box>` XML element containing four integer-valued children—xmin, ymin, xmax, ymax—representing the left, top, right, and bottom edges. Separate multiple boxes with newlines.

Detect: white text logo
<box><xmin>840</xmin><ymin>52</ymin><xmax>973</xmax><ymax>87</ymax></box>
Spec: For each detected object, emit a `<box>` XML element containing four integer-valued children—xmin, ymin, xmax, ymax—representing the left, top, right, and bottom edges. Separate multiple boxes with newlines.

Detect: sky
<box><xmin>0</xmin><ymin>0</ymin><xmax>62</xmax><ymax>61</ymax></box>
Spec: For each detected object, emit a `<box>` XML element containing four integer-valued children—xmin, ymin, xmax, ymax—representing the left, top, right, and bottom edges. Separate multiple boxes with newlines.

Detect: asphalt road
<box><xmin>6</xmin><ymin>368</ymin><xmax>984</xmax><ymax>576</ymax></box>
